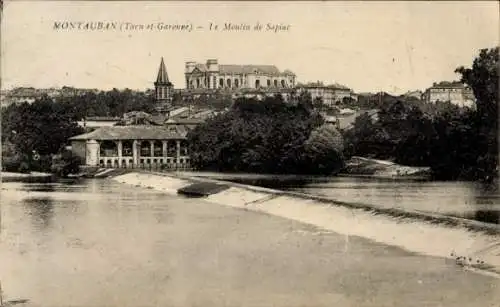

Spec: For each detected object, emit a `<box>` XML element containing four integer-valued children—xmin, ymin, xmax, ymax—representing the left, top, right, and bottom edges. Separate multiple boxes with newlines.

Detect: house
<box><xmin>423</xmin><ymin>81</ymin><xmax>475</xmax><ymax>107</ymax></box>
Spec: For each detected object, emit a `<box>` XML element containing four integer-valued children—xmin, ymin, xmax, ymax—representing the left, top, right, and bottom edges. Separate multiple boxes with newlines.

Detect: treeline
<box><xmin>2</xmin><ymin>97</ymin><xmax>85</xmax><ymax>173</ymax></box>
<box><xmin>55</xmin><ymin>88</ymin><xmax>157</xmax><ymax>118</ymax></box>
<box><xmin>343</xmin><ymin>47</ymin><xmax>498</xmax><ymax>181</ymax></box>
<box><xmin>187</xmin><ymin>94</ymin><xmax>345</xmax><ymax>175</ymax></box>
<box><xmin>1</xmin><ymin>88</ymin><xmax>157</xmax><ymax>173</ymax></box>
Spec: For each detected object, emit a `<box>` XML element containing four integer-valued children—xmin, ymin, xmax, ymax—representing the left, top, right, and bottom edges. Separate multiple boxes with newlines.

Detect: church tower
<box><xmin>154</xmin><ymin>57</ymin><xmax>174</xmax><ymax>104</ymax></box>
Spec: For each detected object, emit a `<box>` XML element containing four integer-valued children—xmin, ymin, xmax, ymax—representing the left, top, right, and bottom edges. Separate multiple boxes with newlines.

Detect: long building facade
<box><xmin>70</xmin><ymin>126</ymin><xmax>191</xmax><ymax>169</ymax></box>
<box><xmin>296</xmin><ymin>82</ymin><xmax>358</xmax><ymax>106</ymax></box>
<box><xmin>184</xmin><ymin>59</ymin><xmax>296</xmax><ymax>90</ymax></box>
<box><xmin>423</xmin><ymin>81</ymin><xmax>475</xmax><ymax>107</ymax></box>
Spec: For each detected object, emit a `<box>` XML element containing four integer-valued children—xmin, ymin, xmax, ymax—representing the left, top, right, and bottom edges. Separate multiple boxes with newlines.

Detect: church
<box><xmin>184</xmin><ymin>59</ymin><xmax>296</xmax><ymax>90</ymax></box>
<box><xmin>154</xmin><ymin>57</ymin><xmax>175</xmax><ymax>104</ymax></box>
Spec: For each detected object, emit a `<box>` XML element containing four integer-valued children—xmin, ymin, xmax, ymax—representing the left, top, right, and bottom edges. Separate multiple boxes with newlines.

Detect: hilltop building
<box><xmin>296</xmin><ymin>82</ymin><xmax>357</xmax><ymax>106</ymax></box>
<box><xmin>184</xmin><ymin>59</ymin><xmax>296</xmax><ymax>90</ymax></box>
<box><xmin>423</xmin><ymin>81</ymin><xmax>475</xmax><ymax>107</ymax></box>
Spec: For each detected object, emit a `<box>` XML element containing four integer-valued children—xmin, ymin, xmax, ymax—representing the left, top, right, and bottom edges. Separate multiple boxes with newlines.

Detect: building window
<box><xmin>267</xmin><ymin>80</ymin><xmax>271</xmax><ymax>87</ymax></box>
<box><xmin>281</xmin><ymin>80</ymin><xmax>286</xmax><ymax>88</ymax></box>
<box><xmin>255</xmin><ymin>80</ymin><xmax>260</xmax><ymax>88</ymax></box>
<box><xmin>219</xmin><ymin>78</ymin><xmax>224</xmax><ymax>88</ymax></box>
<box><xmin>153</xmin><ymin>141</ymin><xmax>162</xmax><ymax>157</ymax></box>
<box><xmin>139</xmin><ymin>141</ymin><xmax>150</xmax><ymax>157</ymax></box>
<box><xmin>274</xmin><ymin>80</ymin><xmax>278</xmax><ymax>87</ymax></box>
<box><xmin>122</xmin><ymin>140</ymin><xmax>133</xmax><ymax>156</ymax></box>
<box><xmin>235</xmin><ymin>79</ymin><xmax>239</xmax><ymax>88</ymax></box>
<box><xmin>167</xmin><ymin>140</ymin><xmax>177</xmax><ymax>156</ymax></box>
<box><xmin>100</xmin><ymin>141</ymin><xmax>118</xmax><ymax>157</ymax></box>
<box><xmin>227</xmin><ymin>79</ymin><xmax>232</xmax><ymax>88</ymax></box>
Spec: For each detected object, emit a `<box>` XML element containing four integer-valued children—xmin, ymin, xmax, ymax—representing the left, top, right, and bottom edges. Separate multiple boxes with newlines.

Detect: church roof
<box><xmin>156</xmin><ymin>57</ymin><xmax>172</xmax><ymax>84</ymax></box>
<box><xmin>192</xmin><ymin>63</ymin><xmax>295</xmax><ymax>76</ymax></box>
<box><xmin>69</xmin><ymin>125</ymin><xmax>187</xmax><ymax>141</ymax></box>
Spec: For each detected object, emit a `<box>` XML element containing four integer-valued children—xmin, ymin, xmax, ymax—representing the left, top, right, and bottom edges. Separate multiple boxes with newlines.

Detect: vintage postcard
<box><xmin>1</xmin><ymin>1</ymin><xmax>499</xmax><ymax>306</ymax></box>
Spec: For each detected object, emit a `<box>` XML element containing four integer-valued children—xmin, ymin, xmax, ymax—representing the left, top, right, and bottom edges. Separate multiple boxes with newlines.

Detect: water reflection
<box><xmin>23</xmin><ymin>197</ymin><xmax>54</xmax><ymax>230</ymax></box>
<box><xmin>473</xmin><ymin>210</ymin><xmax>499</xmax><ymax>224</ymax></box>
<box><xmin>469</xmin><ymin>182</ymin><xmax>500</xmax><ymax>224</ymax></box>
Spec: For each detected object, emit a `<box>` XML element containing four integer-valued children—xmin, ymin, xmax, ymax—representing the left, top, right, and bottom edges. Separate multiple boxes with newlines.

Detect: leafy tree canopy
<box><xmin>187</xmin><ymin>94</ymin><xmax>344</xmax><ymax>175</ymax></box>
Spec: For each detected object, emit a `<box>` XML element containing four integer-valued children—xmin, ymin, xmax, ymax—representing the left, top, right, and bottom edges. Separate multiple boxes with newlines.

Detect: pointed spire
<box><xmin>156</xmin><ymin>57</ymin><xmax>170</xmax><ymax>84</ymax></box>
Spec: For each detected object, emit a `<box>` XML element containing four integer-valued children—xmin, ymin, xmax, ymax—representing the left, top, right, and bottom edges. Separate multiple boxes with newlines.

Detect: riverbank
<box><xmin>342</xmin><ymin>156</ymin><xmax>432</xmax><ymax>179</ymax></box>
<box><xmin>111</xmin><ymin>171</ymin><xmax>500</xmax><ymax>278</ymax></box>
<box><xmin>1</xmin><ymin>172</ymin><xmax>53</xmax><ymax>183</ymax></box>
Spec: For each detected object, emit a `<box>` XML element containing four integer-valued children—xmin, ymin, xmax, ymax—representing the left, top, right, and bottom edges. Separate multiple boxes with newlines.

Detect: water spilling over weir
<box><xmin>112</xmin><ymin>172</ymin><xmax>500</xmax><ymax>277</ymax></box>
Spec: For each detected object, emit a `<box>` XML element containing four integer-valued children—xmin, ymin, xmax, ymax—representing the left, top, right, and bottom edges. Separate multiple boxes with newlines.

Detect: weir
<box><xmin>111</xmin><ymin>172</ymin><xmax>500</xmax><ymax>277</ymax></box>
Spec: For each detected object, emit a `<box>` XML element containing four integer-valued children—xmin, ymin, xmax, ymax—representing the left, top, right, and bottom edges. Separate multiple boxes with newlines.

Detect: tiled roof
<box><xmin>69</xmin><ymin>125</ymin><xmax>187</xmax><ymax>141</ymax></box>
<box><xmin>220</xmin><ymin>65</ymin><xmax>293</xmax><ymax>76</ymax></box>
<box><xmin>431</xmin><ymin>81</ymin><xmax>466</xmax><ymax>89</ymax></box>
<box><xmin>189</xmin><ymin>63</ymin><xmax>295</xmax><ymax>76</ymax></box>
<box><xmin>298</xmin><ymin>82</ymin><xmax>350</xmax><ymax>90</ymax></box>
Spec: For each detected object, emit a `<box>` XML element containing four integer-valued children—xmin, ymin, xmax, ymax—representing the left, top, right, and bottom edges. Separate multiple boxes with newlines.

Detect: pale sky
<box><xmin>1</xmin><ymin>1</ymin><xmax>498</xmax><ymax>94</ymax></box>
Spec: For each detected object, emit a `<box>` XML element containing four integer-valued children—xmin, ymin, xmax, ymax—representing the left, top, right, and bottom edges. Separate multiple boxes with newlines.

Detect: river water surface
<box><xmin>1</xmin><ymin>178</ymin><xmax>499</xmax><ymax>307</ymax></box>
<box><xmin>189</xmin><ymin>173</ymin><xmax>500</xmax><ymax>224</ymax></box>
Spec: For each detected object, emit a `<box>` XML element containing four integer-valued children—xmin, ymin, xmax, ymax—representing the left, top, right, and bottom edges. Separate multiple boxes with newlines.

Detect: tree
<box><xmin>341</xmin><ymin>47</ymin><xmax>498</xmax><ymax>181</ymax></box>
<box><xmin>455</xmin><ymin>47</ymin><xmax>498</xmax><ymax>122</ymax></box>
<box><xmin>304</xmin><ymin>123</ymin><xmax>345</xmax><ymax>174</ymax></box>
<box><xmin>2</xmin><ymin>97</ymin><xmax>84</xmax><ymax>172</ymax></box>
<box><xmin>455</xmin><ymin>47</ymin><xmax>498</xmax><ymax>181</ymax></box>
<box><xmin>186</xmin><ymin>95</ymin><xmax>341</xmax><ymax>175</ymax></box>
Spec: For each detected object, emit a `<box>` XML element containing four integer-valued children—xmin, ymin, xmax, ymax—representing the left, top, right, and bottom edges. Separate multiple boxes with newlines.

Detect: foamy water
<box><xmin>113</xmin><ymin>172</ymin><xmax>500</xmax><ymax>276</ymax></box>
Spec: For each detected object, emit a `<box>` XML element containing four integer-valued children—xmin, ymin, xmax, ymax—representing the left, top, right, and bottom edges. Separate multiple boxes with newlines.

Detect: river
<box><xmin>187</xmin><ymin>173</ymin><xmax>500</xmax><ymax>225</ymax></box>
<box><xmin>1</xmin><ymin>178</ymin><xmax>499</xmax><ymax>307</ymax></box>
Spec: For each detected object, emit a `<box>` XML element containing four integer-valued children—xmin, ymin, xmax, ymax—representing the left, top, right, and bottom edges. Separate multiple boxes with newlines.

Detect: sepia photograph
<box><xmin>0</xmin><ymin>1</ymin><xmax>499</xmax><ymax>306</ymax></box>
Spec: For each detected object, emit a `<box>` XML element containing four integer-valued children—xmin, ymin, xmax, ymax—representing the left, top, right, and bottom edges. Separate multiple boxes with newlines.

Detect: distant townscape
<box><xmin>1</xmin><ymin>47</ymin><xmax>497</xmax><ymax>183</ymax></box>
<box><xmin>1</xmin><ymin>57</ymin><xmax>477</xmax><ymax>109</ymax></box>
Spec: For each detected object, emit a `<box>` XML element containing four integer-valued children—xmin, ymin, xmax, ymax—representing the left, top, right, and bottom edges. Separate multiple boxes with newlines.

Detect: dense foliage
<box><xmin>1</xmin><ymin>88</ymin><xmax>158</xmax><ymax>173</ymax></box>
<box><xmin>187</xmin><ymin>94</ymin><xmax>345</xmax><ymax>175</ymax></box>
<box><xmin>344</xmin><ymin>47</ymin><xmax>498</xmax><ymax>181</ymax></box>
<box><xmin>56</xmin><ymin>88</ymin><xmax>156</xmax><ymax>117</ymax></box>
<box><xmin>1</xmin><ymin>97</ymin><xmax>84</xmax><ymax>173</ymax></box>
